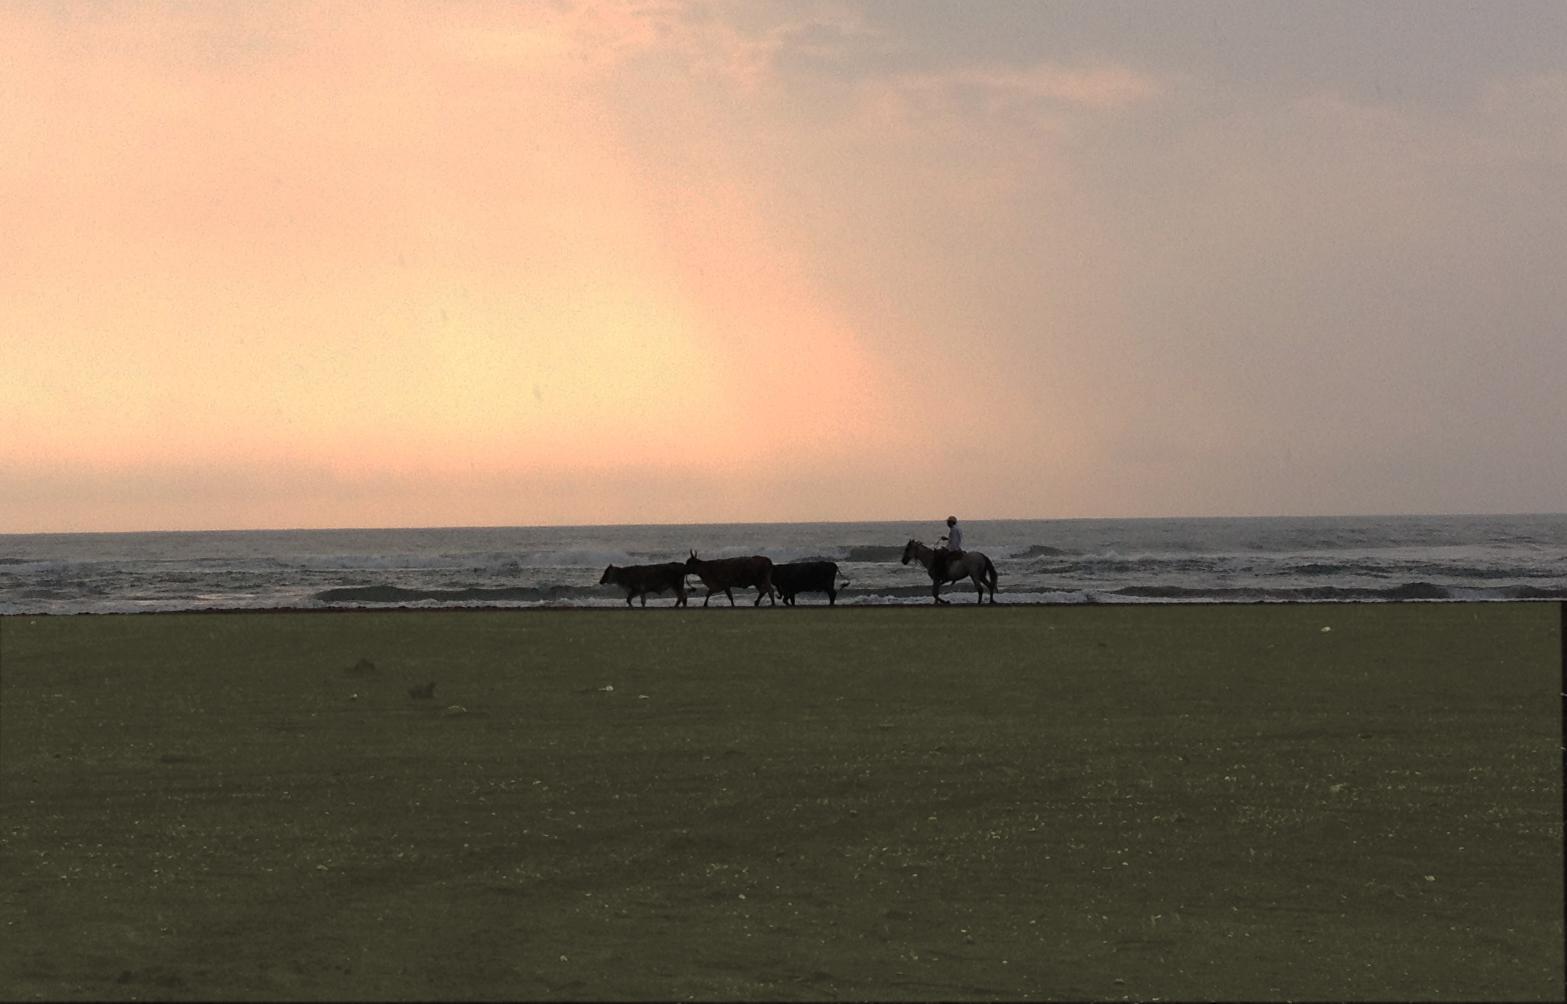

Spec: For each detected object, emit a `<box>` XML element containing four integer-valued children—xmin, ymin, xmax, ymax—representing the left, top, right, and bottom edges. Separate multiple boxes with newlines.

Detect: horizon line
<box><xmin>4</xmin><ymin>510</ymin><xmax>1563</xmax><ymax>537</ymax></box>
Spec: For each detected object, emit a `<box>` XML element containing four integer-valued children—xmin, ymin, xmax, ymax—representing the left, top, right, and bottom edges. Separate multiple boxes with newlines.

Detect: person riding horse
<box><xmin>933</xmin><ymin>515</ymin><xmax>963</xmax><ymax>580</ymax></box>
<box><xmin>902</xmin><ymin>534</ymin><xmax>997</xmax><ymax>604</ymax></box>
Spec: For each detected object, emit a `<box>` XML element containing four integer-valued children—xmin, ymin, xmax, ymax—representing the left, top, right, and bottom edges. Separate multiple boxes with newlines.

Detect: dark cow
<box><xmin>683</xmin><ymin>550</ymin><xmax>776</xmax><ymax>607</ymax></box>
<box><xmin>599</xmin><ymin>562</ymin><xmax>689</xmax><ymax>607</ymax></box>
<box><xmin>772</xmin><ymin>560</ymin><xmax>846</xmax><ymax>606</ymax></box>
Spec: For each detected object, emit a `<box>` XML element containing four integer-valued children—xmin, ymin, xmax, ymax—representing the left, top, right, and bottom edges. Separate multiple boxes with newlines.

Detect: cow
<box><xmin>683</xmin><ymin>550</ymin><xmax>776</xmax><ymax>607</ymax></box>
<box><xmin>771</xmin><ymin>560</ymin><xmax>847</xmax><ymax>606</ymax></box>
<box><xmin>599</xmin><ymin>562</ymin><xmax>689</xmax><ymax>607</ymax></box>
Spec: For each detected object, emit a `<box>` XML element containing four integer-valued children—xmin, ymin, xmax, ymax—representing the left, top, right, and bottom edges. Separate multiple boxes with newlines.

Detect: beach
<box><xmin>1</xmin><ymin>603</ymin><xmax>1561</xmax><ymax>1000</ymax></box>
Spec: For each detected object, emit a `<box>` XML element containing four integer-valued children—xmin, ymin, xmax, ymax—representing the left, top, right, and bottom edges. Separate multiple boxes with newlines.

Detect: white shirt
<box><xmin>945</xmin><ymin>523</ymin><xmax>963</xmax><ymax>551</ymax></box>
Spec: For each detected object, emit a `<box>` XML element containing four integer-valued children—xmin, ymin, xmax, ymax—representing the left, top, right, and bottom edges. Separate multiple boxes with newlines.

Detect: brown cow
<box><xmin>683</xmin><ymin>551</ymin><xmax>776</xmax><ymax>607</ymax></box>
<box><xmin>599</xmin><ymin>562</ymin><xmax>689</xmax><ymax>607</ymax></box>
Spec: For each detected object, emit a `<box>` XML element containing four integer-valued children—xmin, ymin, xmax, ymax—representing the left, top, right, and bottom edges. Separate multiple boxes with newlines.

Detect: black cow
<box><xmin>599</xmin><ymin>562</ymin><xmax>689</xmax><ymax>607</ymax></box>
<box><xmin>772</xmin><ymin>560</ymin><xmax>846</xmax><ymax>606</ymax></box>
<box><xmin>683</xmin><ymin>551</ymin><xmax>776</xmax><ymax>607</ymax></box>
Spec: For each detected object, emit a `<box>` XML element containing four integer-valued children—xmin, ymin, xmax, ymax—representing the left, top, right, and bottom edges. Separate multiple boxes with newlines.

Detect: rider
<box><xmin>933</xmin><ymin>515</ymin><xmax>963</xmax><ymax>580</ymax></box>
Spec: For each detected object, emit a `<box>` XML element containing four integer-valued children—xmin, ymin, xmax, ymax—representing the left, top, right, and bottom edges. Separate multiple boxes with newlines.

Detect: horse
<box><xmin>901</xmin><ymin>539</ymin><xmax>998</xmax><ymax>604</ymax></box>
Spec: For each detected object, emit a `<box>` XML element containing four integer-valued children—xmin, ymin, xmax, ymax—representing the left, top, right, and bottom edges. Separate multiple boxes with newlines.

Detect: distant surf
<box><xmin>3</xmin><ymin>514</ymin><xmax>1563</xmax><ymax>614</ymax></box>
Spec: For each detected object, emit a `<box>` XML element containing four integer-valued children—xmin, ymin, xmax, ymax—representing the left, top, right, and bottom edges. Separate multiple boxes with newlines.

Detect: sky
<box><xmin>3</xmin><ymin>0</ymin><xmax>1564</xmax><ymax>532</ymax></box>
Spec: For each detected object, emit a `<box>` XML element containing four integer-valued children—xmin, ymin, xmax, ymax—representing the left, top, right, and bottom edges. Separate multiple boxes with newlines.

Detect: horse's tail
<box><xmin>984</xmin><ymin>555</ymin><xmax>999</xmax><ymax>593</ymax></box>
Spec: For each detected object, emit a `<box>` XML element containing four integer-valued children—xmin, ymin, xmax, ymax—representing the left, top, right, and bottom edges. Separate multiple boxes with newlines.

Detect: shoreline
<box><xmin>6</xmin><ymin>514</ymin><xmax>1562</xmax><ymax>618</ymax></box>
<box><xmin>4</xmin><ymin>596</ymin><xmax>1563</xmax><ymax>617</ymax></box>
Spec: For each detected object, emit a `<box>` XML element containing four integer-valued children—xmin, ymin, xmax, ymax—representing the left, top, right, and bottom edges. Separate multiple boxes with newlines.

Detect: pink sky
<box><xmin>4</xmin><ymin>2</ymin><xmax>1564</xmax><ymax>531</ymax></box>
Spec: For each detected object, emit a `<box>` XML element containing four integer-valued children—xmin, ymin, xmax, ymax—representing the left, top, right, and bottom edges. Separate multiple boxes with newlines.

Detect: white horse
<box><xmin>901</xmin><ymin>539</ymin><xmax>998</xmax><ymax>604</ymax></box>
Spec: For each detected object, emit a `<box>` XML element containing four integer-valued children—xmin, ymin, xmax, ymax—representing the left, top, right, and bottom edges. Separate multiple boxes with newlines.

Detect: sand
<box><xmin>1</xmin><ymin>603</ymin><xmax>1561</xmax><ymax>1000</ymax></box>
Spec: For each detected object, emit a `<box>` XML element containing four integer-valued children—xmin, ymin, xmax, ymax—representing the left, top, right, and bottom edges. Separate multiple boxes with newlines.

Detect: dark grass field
<box><xmin>1</xmin><ymin>603</ymin><xmax>1561</xmax><ymax>1001</ymax></box>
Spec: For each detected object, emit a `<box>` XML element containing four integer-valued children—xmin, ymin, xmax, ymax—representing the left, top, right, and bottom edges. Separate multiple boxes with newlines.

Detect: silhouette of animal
<box><xmin>771</xmin><ymin>560</ymin><xmax>847</xmax><ymax>606</ymax></box>
<box><xmin>683</xmin><ymin>551</ymin><xmax>776</xmax><ymax>607</ymax></box>
<box><xmin>599</xmin><ymin>562</ymin><xmax>689</xmax><ymax>607</ymax></box>
<box><xmin>901</xmin><ymin>539</ymin><xmax>998</xmax><ymax>604</ymax></box>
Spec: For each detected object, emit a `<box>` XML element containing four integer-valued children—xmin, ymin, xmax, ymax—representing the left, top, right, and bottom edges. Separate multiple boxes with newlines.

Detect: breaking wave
<box><xmin>313</xmin><ymin>585</ymin><xmax>589</xmax><ymax>605</ymax></box>
<box><xmin>5</xmin><ymin>514</ymin><xmax>1563</xmax><ymax>613</ymax></box>
<box><xmin>1110</xmin><ymin>581</ymin><xmax>1566</xmax><ymax>602</ymax></box>
<box><xmin>843</xmin><ymin>544</ymin><xmax>909</xmax><ymax>563</ymax></box>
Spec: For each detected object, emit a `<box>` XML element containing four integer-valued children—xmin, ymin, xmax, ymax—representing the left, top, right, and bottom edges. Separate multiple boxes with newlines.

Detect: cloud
<box><xmin>440</xmin><ymin>0</ymin><xmax>680</xmax><ymax>77</ymax></box>
<box><xmin>3</xmin><ymin>2</ymin><xmax>1562</xmax><ymax>529</ymax></box>
<box><xmin>0</xmin><ymin>0</ymin><xmax>937</xmax><ymax>531</ymax></box>
<box><xmin>899</xmin><ymin>62</ymin><xmax>1163</xmax><ymax>109</ymax></box>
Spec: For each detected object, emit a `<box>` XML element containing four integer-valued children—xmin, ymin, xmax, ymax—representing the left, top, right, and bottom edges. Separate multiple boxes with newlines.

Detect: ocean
<box><xmin>3</xmin><ymin>513</ymin><xmax>1564</xmax><ymax>615</ymax></box>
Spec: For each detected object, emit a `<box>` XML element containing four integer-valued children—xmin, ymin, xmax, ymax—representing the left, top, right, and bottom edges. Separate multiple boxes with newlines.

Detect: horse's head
<box><xmin>684</xmin><ymin>549</ymin><xmax>700</xmax><ymax>571</ymax></box>
<box><xmin>900</xmin><ymin>539</ymin><xmax>917</xmax><ymax>565</ymax></box>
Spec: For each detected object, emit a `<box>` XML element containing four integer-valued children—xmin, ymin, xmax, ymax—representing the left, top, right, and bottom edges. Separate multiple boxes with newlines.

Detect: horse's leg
<box><xmin>703</xmin><ymin>588</ymin><xmax>713</xmax><ymax>607</ymax></box>
<box><xmin>725</xmin><ymin>587</ymin><xmax>736</xmax><ymax>607</ymax></box>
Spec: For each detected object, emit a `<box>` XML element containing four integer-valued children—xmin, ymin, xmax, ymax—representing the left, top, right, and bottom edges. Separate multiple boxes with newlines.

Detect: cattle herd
<box><xmin>599</xmin><ymin>550</ymin><xmax>845</xmax><ymax>608</ymax></box>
